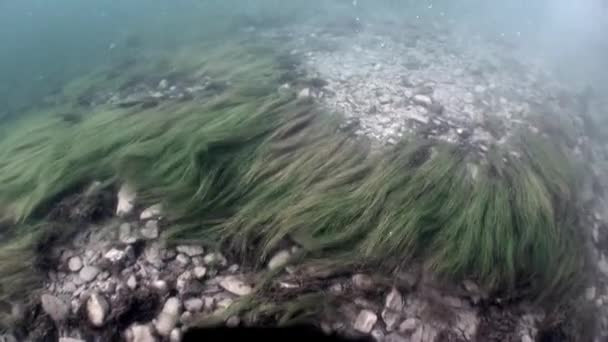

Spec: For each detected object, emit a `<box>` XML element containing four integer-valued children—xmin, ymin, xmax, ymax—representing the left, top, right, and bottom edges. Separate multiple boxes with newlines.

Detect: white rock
<box><xmin>184</xmin><ymin>298</ymin><xmax>203</xmax><ymax>312</ymax></box>
<box><xmin>176</xmin><ymin>254</ymin><xmax>190</xmax><ymax>266</ymax></box>
<box><xmin>127</xmin><ymin>275</ymin><xmax>137</xmax><ymax>290</ymax></box>
<box><xmin>353</xmin><ymin>310</ymin><xmax>377</xmax><ymax>333</ymax></box>
<box><xmin>41</xmin><ymin>294</ymin><xmax>69</xmax><ymax>322</ymax></box>
<box><xmin>176</xmin><ymin>245</ymin><xmax>204</xmax><ymax>257</ymax></box>
<box><xmin>297</xmin><ymin>88</ymin><xmax>311</xmax><ymax>99</ymax></box>
<box><xmin>116</xmin><ymin>184</ymin><xmax>136</xmax><ymax>217</ymax></box>
<box><xmin>145</xmin><ymin>243</ymin><xmax>162</xmax><ymax>267</ymax></box>
<box><xmin>203</xmin><ymin>252</ymin><xmax>227</xmax><ymax>267</ymax></box>
<box><xmin>399</xmin><ymin>318</ymin><xmax>420</xmax><ymax>333</ymax></box>
<box><xmin>169</xmin><ymin>328</ymin><xmax>182</xmax><ymax>342</ymax></box>
<box><xmin>586</xmin><ymin>287</ymin><xmax>596</xmax><ymax>301</ymax></box>
<box><xmin>140</xmin><ymin>204</ymin><xmax>162</xmax><ymax>220</ymax></box>
<box><xmin>176</xmin><ymin>271</ymin><xmax>193</xmax><ymax>293</ymax></box>
<box><xmin>120</xmin><ymin>223</ymin><xmax>137</xmax><ymax>244</ymax></box>
<box><xmin>152</xmin><ymin>280</ymin><xmax>168</xmax><ymax>293</ymax></box>
<box><xmin>193</xmin><ymin>266</ymin><xmax>207</xmax><ymax>279</ymax></box>
<box><xmin>158</xmin><ymin>79</ymin><xmax>168</xmax><ymax>90</ymax></box>
<box><xmin>180</xmin><ymin>311</ymin><xmax>193</xmax><ymax>325</ymax></box>
<box><xmin>267</xmin><ymin>250</ymin><xmax>291</xmax><ymax>270</ymax></box>
<box><xmin>352</xmin><ymin>274</ymin><xmax>374</xmax><ymax>290</ymax></box>
<box><xmin>219</xmin><ymin>276</ymin><xmax>253</xmax><ymax>296</ymax></box>
<box><xmin>412</xmin><ymin>94</ymin><xmax>432</xmax><ymax>107</ymax></box>
<box><xmin>86</xmin><ymin>293</ymin><xmax>110</xmax><ymax>327</ymax></box>
<box><xmin>79</xmin><ymin>266</ymin><xmax>100</xmax><ymax>283</ymax></box>
<box><xmin>382</xmin><ymin>288</ymin><xmax>404</xmax><ymax>331</ymax></box>
<box><xmin>68</xmin><ymin>256</ymin><xmax>83</xmax><ymax>272</ymax></box>
<box><xmin>104</xmin><ymin>248</ymin><xmax>126</xmax><ymax>263</ymax></box>
<box><xmin>140</xmin><ymin>220</ymin><xmax>159</xmax><ymax>239</ymax></box>
<box><xmin>155</xmin><ymin>297</ymin><xmax>181</xmax><ymax>337</ymax></box>
<box><xmin>130</xmin><ymin>324</ymin><xmax>157</xmax><ymax>342</ymax></box>
<box><xmin>521</xmin><ymin>335</ymin><xmax>533</xmax><ymax>342</ymax></box>
<box><xmin>59</xmin><ymin>338</ymin><xmax>85</xmax><ymax>342</ymax></box>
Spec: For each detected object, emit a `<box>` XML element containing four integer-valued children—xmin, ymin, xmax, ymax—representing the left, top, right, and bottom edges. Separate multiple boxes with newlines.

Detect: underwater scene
<box><xmin>1</xmin><ymin>0</ymin><xmax>608</xmax><ymax>341</ymax></box>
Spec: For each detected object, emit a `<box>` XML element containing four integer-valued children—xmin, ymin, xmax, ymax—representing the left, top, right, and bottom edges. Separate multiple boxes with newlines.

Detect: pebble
<box><xmin>382</xmin><ymin>288</ymin><xmax>404</xmax><ymax>331</ymax></box>
<box><xmin>120</xmin><ymin>223</ymin><xmax>137</xmax><ymax>244</ymax></box>
<box><xmin>129</xmin><ymin>324</ymin><xmax>157</xmax><ymax>342</ymax></box>
<box><xmin>152</xmin><ymin>280</ymin><xmax>169</xmax><ymax>293</ymax></box>
<box><xmin>140</xmin><ymin>220</ymin><xmax>159</xmax><ymax>239</ymax></box>
<box><xmin>140</xmin><ymin>204</ymin><xmax>162</xmax><ymax>220</ymax></box>
<box><xmin>412</xmin><ymin>94</ymin><xmax>432</xmax><ymax>107</ymax></box>
<box><xmin>127</xmin><ymin>275</ymin><xmax>138</xmax><ymax>290</ymax></box>
<box><xmin>176</xmin><ymin>245</ymin><xmax>204</xmax><ymax>257</ymax></box>
<box><xmin>267</xmin><ymin>250</ymin><xmax>291</xmax><ymax>270</ymax></box>
<box><xmin>184</xmin><ymin>298</ymin><xmax>204</xmax><ymax>312</ymax></box>
<box><xmin>352</xmin><ymin>274</ymin><xmax>375</xmax><ymax>291</ymax></box>
<box><xmin>41</xmin><ymin>294</ymin><xmax>69</xmax><ymax>322</ymax></box>
<box><xmin>68</xmin><ymin>256</ymin><xmax>83</xmax><ymax>272</ymax></box>
<box><xmin>155</xmin><ymin>297</ymin><xmax>181</xmax><ymax>337</ymax></box>
<box><xmin>176</xmin><ymin>254</ymin><xmax>191</xmax><ymax>266</ymax></box>
<box><xmin>219</xmin><ymin>276</ymin><xmax>253</xmax><ymax>296</ymax></box>
<box><xmin>79</xmin><ymin>266</ymin><xmax>100</xmax><ymax>283</ymax></box>
<box><xmin>158</xmin><ymin>79</ymin><xmax>168</xmax><ymax>90</ymax></box>
<box><xmin>353</xmin><ymin>310</ymin><xmax>378</xmax><ymax>334</ymax></box>
<box><xmin>116</xmin><ymin>184</ymin><xmax>136</xmax><ymax>217</ymax></box>
<box><xmin>104</xmin><ymin>248</ymin><xmax>126</xmax><ymax>264</ymax></box>
<box><xmin>193</xmin><ymin>266</ymin><xmax>207</xmax><ymax>279</ymax></box>
<box><xmin>297</xmin><ymin>88</ymin><xmax>311</xmax><ymax>99</ymax></box>
<box><xmin>399</xmin><ymin>318</ymin><xmax>420</xmax><ymax>334</ymax></box>
<box><xmin>521</xmin><ymin>335</ymin><xmax>533</xmax><ymax>342</ymax></box>
<box><xmin>203</xmin><ymin>253</ymin><xmax>228</xmax><ymax>267</ymax></box>
<box><xmin>86</xmin><ymin>293</ymin><xmax>110</xmax><ymax>327</ymax></box>
<box><xmin>169</xmin><ymin>328</ymin><xmax>182</xmax><ymax>342</ymax></box>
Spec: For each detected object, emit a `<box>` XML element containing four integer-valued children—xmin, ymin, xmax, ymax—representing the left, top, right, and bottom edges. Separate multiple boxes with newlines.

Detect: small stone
<box><xmin>463</xmin><ymin>280</ymin><xmax>480</xmax><ymax>294</ymax></box>
<box><xmin>169</xmin><ymin>328</ymin><xmax>182</xmax><ymax>342</ymax></box>
<box><xmin>176</xmin><ymin>271</ymin><xmax>193</xmax><ymax>293</ymax></box>
<box><xmin>155</xmin><ymin>297</ymin><xmax>181</xmax><ymax>337</ymax></box>
<box><xmin>399</xmin><ymin>318</ymin><xmax>420</xmax><ymax>334</ymax></box>
<box><xmin>79</xmin><ymin>266</ymin><xmax>100</xmax><ymax>283</ymax></box>
<box><xmin>371</xmin><ymin>329</ymin><xmax>384</xmax><ymax>341</ymax></box>
<box><xmin>63</xmin><ymin>281</ymin><xmax>77</xmax><ymax>293</ymax></box>
<box><xmin>127</xmin><ymin>275</ymin><xmax>137</xmax><ymax>290</ymax></box>
<box><xmin>219</xmin><ymin>276</ymin><xmax>253</xmax><ymax>296</ymax></box>
<box><xmin>41</xmin><ymin>294</ymin><xmax>69</xmax><ymax>322</ymax></box>
<box><xmin>59</xmin><ymin>338</ymin><xmax>85</xmax><ymax>342</ymax></box>
<box><xmin>227</xmin><ymin>264</ymin><xmax>239</xmax><ymax>273</ymax></box>
<box><xmin>474</xmin><ymin>85</ymin><xmax>486</xmax><ymax>93</ymax></box>
<box><xmin>226</xmin><ymin>316</ymin><xmax>240</xmax><ymax>327</ymax></box>
<box><xmin>412</xmin><ymin>95</ymin><xmax>432</xmax><ymax>107</ymax></box>
<box><xmin>353</xmin><ymin>309</ymin><xmax>377</xmax><ymax>333</ymax></box>
<box><xmin>184</xmin><ymin>298</ymin><xmax>203</xmax><ymax>312</ymax></box>
<box><xmin>352</xmin><ymin>274</ymin><xmax>374</xmax><ymax>291</ymax></box>
<box><xmin>176</xmin><ymin>245</ymin><xmax>204</xmax><ymax>257</ymax></box>
<box><xmin>152</xmin><ymin>280</ymin><xmax>168</xmax><ymax>293</ymax></box>
<box><xmin>193</xmin><ymin>266</ymin><xmax>207</xmax><ymax>279</ymax></box>
<box><xmin>176</xmin><ymin>254</ymin><xmax>190</xmax><ymax>266</ymax></box>
<box><xmin>297</xmin><ymin>88</ymin><xmax>311</xmax><ymax>99</ymax></box>
<box><xmin>86</xmin><ymin>293</ymin><xmax>110</xmax><ymax>327</ymax></box>
<box><xmin>585</xmin><ymin>287</ymin><xmax>596</xmax><ymax>301</ymax></box>
<box><xmin>129</xmin><ymin>324</ymin><xmax>157</xmax><ymax>342</ymax></box>
<box><xmin>180</xmin><ymin>311</ymin><xmax>193</xmax><ymax>325</ymax></box>
<box><xmin>267</xmin><ymin>250</ymin><xmax>291</xmax><ymax>270</ymax></box>
<box><xmin>140</xmin><ymin>220</ymin><xmax>159</xmax><ymax>239</ymax></box>
<box><xmin>203</xmin><ymin>252</ymin><xmax>228</xmax><ymax>267</ymax></box>
<box><xmin>68</xmin><ymin>256</ymin><xmax>83</xmax><ymax>272</ymax></box>
<box><xmin>158</xmin><ymin>79</ymin><xmax>168</xmax><ymax>90</ymax></box>
<box><xmin>140</xmin><ymin>204</ymin><xmax>162</xmax><ymax>220</ymax></box>
<box><xmin>521</xmin><ymin>335</ymin><xmax>533</xmax><ymax>342</ymax></box>
<box><xmin>382</xmin><ymin>288</ymin><xmax>404</xmax><ymax>331</ymax></box>
<box><xmin>104</xmin><ymin>248</ymin><xmax>126</xmax><ymax>264</ymax></box>
<box><xmin>120</xmin><ymin>223</ymin><xmax>137</xmax><ymax>244</ymax></box>
<box><xmin>116</xmin><ymin>184</ymin><xmax>136</xmax><ymax>217</ymax></box>
<box><xmin>329</xmin><ymin>283</ymin><xmax>343</xmax><ymax>295</ymax></box>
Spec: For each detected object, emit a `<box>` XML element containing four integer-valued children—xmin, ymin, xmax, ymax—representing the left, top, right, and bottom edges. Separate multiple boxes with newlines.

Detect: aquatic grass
<box><xmin>0</xmin><ymin>37</ymin><xmax>587</xmax><ymax>325</ymax></box>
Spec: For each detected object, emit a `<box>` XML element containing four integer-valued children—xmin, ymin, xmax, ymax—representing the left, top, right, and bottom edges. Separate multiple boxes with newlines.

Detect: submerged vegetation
<box><xmin>0</xmin><ymin>37</ymin><xmax>587</xmax><ymax>328</ymax></box>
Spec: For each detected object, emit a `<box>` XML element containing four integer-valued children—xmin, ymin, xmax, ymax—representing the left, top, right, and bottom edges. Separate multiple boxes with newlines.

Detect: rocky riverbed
<box><xmin>4</xmin><ymin>18</ymin><xmax>608</xmax><ymax>342</ymax></box>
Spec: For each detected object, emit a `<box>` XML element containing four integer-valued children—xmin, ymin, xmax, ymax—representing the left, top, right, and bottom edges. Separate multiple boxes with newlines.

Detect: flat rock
<box><xmin>140</xmin><ymin>220</ymin><xmax>159</xmax><ymax>239</ymax></box>
<box><xmin>267</xmin><ymin>250</ymin><xmax>291</xmax><ymax>270</ymax></box>
<box><xmin>353</xmin><ymin>309</ymin><xmax>377</xmax><ymax>334</ymax></box>
<box><xmin>41</xmin><ymin>294</ymin><xmax>69</xmax><ymax>322</ymax></box>
<box><xmin>86</xmin><ymin>293</ymin><xmax>110</xmax><ymax>327</ymax></box>
<box><xmin>129</xmin><ymin>324</ymin><xmax>157</xmax><ymax>342</ymax></box>
<box><xmin>176</xmin><ymin>245</ymin><xmax>204</xmax><ymax>257</ymax></box>
<box><xmin>219</xmin><ymin>276</ymin><xmax>253</xmax><ymax>296</ymax></box>
<box><xmin>155</xmin><ymin>297</ymin><xmax>181</xmax><ymax>337</ymax></box>
<box><xmin>116</xmin><ymin>183</ymin><xmax>136</xmax><ymax>217</ymax></box>
<box><xmin>119</xmin><ymin>223</ymin><xmax>137</xmax><ymax>244</ymax></box>
<box><xmin>68</xmin><ymin>256</ymin><xmax>83</xmax><ymax>272</ymax></box>
<box><xmin>140</xmin><ymin>204</ymin><xmax>162</xmax><ymax>220</ymax></box>
<box><xmin>184</xmin><ymin>298</ymin><xmax>203</xmax><ymax>312</ymax></box>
